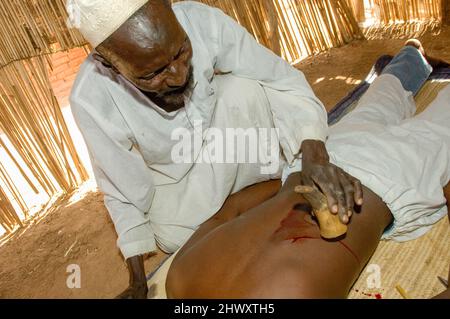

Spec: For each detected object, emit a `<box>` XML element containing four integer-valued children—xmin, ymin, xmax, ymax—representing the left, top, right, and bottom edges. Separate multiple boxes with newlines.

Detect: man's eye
<box><xmin>142</xmin><ymin>73</ymin><xmax>156</xmax><ymax>80</ymax></box>
<box><xmin>141</xmin><ymin>66</ymin><xmax>166</xmax><ymax>80</ymax></box>
<box><xmin>141</xmin><ymin>73</ymin><xmax>156</xmax><ymax>80</ymax></box>
<box><xmin>139</xmin><ymin>40</ymin><xmax>187</xmax><ymax>80</ymax></box>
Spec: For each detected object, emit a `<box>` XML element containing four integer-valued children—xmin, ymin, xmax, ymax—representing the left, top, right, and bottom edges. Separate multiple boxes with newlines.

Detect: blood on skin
<box><xmin>274</xmin><ymin>210</ymin><xmax>307</xmax><ymax>232</ymax></box>
<box><xmin>274</xmin><ymin>209</ymin><xmax>361</xmax><ymax>265</ymax></box>
<box><xmin>291</xmin><ymin>236</ymin><xmax>319</xmax><ymax>243</ymax></box>
<box><xmin>338</xmin><ymin>240</ymin><xmax>361</xmax><ymax>265</ymax></box>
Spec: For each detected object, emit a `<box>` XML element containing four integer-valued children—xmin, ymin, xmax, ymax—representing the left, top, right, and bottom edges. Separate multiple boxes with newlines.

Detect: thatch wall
<box><xmin>0</xmin><ymin>0</ymin><xmax>87</xmax><ymax>234</ymax></box>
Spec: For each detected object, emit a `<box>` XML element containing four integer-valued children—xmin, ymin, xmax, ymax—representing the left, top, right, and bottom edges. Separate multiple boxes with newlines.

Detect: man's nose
<box><xmin>164</xmin><ymin>60</ymin><xmax>189</xmax><ymax>88</ymax></box>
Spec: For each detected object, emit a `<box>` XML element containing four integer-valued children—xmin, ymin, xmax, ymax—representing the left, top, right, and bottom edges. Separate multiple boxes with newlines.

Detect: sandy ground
<box><xmin>0</xmin><ymin>26</ymin><xmax>449</xmax><ymax>299</ymax></box>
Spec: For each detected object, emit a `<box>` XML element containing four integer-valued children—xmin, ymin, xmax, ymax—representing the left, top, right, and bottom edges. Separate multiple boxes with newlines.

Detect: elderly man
<box><xmin>69</xmin><ymin>0</ymin><xmax>362</xmax><ymax>298</ymax></box>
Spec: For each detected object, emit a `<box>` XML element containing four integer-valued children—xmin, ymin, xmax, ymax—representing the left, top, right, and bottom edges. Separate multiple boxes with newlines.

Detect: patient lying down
<box><xmin>166</xmin><ymin>43</ymin><xmax>450</xmax><ymax>299</ymax></box>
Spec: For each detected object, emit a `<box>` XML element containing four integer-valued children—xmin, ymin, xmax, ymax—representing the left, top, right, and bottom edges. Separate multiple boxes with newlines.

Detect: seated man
<box><xmin>165</xmin><ymin>41</ymin><xmax>450</xmax><ymax>298</ymax></box>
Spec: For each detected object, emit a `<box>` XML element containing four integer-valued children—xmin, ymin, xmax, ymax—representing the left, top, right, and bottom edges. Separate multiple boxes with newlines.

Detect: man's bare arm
<box><xmin>116</xmin><ymin>255</ymin><xmax>148</xmax><ymax>299</ymax></box>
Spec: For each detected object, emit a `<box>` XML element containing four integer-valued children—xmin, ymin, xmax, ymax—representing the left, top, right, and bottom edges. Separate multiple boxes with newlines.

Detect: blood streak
<box><xmin>274</xmin><ymin>210</ymin><xmax>306</xmax><ymax>233</ymax></box>
<box><xmin>337</xmin><ymin>241</ymin><xmax>361</xmax><ymax>265</ymax></box>
<box><xmin>291</xmin><ymin>236</ymin><xmax>319</xmax><ymax>243</ymax></box>
<box><xmin>274</xmin><ymin>209</ymin><xmax>361</xmax><ymax>265</ymax></box>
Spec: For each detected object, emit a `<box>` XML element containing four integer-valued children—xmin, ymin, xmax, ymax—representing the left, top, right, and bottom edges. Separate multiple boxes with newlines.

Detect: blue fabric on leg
<box><xmin>382</xmin><ymin>46</ymin><xmax>432</xmax><ymax>95</ymax></box>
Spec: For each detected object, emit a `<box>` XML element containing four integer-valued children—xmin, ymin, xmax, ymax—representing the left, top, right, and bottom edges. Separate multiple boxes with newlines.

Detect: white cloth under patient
<box><xmin>283</xmin><ymin>74</ymin><xmax>450</xmax><ymax>242</ymax></box>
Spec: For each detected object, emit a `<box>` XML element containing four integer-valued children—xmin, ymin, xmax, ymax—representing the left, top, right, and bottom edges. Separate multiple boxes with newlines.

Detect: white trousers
<box><xmin>329</xmin><ymin>75</ymin><xmax>450</xmax><ymax>241</ymax></box>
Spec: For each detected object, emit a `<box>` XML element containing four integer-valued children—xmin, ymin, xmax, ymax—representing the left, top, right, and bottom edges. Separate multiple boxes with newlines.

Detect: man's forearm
<box><xmin>127</xmin><ymin>255</ymin><xmax>147</xmax><ymax>286</ymax></box>
<box><xmin>301</xmin><ymin>139</ymin><xmax>329</xmax><ymax>164</ymax></box>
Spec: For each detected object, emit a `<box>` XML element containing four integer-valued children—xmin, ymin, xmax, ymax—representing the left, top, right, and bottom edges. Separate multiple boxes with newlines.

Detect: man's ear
<box><xmin>93</xmin><ymin>53</ymin><xmax>120</xmax><ymax>74</ymax></box>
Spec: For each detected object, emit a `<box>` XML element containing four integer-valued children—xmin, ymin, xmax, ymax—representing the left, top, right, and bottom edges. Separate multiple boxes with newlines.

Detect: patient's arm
<box><xmin>166</xmin><ymin>173</ymin><xmax>393</xmax><ymax>298</ymax></box>
<box><xmin>444</xmin><ymin>182</ymin><xmax>450</xmax><ymax>221</ymax></box>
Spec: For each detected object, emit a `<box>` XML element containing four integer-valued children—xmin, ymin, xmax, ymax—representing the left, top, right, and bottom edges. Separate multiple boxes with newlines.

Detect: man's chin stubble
<box><xmin>164</xmin><ymin>76</ymin><xmax>195</xmax><ymax>109</ymax></box>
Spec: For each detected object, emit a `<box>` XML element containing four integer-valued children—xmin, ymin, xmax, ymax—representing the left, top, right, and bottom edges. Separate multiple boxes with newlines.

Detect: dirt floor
<box><xmin>0</xmin><ymin>26</ymin><xmax>449</xmax><ymax>299</ymax></box>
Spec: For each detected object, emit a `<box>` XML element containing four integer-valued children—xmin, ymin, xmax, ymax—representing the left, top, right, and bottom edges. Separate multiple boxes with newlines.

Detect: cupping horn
<box><xmin>294</xmin><ymin>185</ymin><xmax>348</xmax><ymax>239</ymax></box>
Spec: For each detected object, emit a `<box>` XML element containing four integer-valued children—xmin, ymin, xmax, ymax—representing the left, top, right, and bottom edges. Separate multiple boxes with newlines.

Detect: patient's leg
<box><xmin>333</xmin><ymin>45</ymin><xmax>432</xmax><ymax>130</ymax></box>
<box><xmin>166</xmin><ymin>173</ymin><xmax>393</xmax><ymax>298</ymax></box>
<box><xmin>399</xmin><ymin>84</ymin><xmax>450</xmax><ymax>191</ymax></box>
<box><xmin>410</xmin><ymin>85</ymin><xmax>450</xmax><ymax>130</ymax></box>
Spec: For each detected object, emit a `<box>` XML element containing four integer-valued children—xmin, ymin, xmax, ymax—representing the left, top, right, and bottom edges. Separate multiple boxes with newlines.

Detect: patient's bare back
<box><xmin>166</xmin><ymin>174</ymin><xmax>392</xmax><ymax>298</ymax></box>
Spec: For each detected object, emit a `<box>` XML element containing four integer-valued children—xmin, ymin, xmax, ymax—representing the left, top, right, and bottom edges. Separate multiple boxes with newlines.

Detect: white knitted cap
<box><xmin>66</xmin><ymin>0</ymin><xmax>149</xmax><ymax>47</ymax></box>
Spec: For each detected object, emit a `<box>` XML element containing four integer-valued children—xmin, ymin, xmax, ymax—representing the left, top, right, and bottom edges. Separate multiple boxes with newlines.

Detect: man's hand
<box><xmin>300</xmin><ymin>140</ymin><xmax>363</xmax><ymax>224</ymax></box>
<box><xmin>116</xmin><ymin>255</ymin><xmax>148</xmax><ymax>299</ymax></box>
